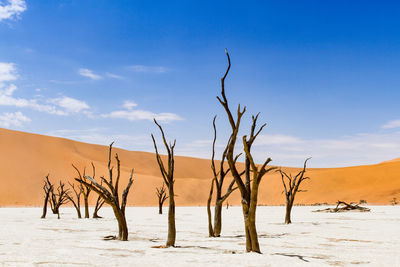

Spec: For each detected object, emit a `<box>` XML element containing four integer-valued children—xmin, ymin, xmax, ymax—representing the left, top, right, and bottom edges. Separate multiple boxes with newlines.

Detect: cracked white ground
<box><xmin>0</xmin><ymin>206</ymin><xmax>399</xmax><ymax>266</ymax></box>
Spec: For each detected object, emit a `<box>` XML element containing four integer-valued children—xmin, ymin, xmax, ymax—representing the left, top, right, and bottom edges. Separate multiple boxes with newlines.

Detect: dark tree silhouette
<box><xmin>72</xmin><ymin>163</ymin><xmax>94</xmax><ymax>218</ymax></box>
<box><xmin>156</xmin><ymin>183</ymin><xmax>168</xmax><ymax>214</ymax></box>
<box><xmin>151</xmin><ymin>119</ymin><xmax>176</xmax><ymax>247</ymax></box>
<box><xmin>207</xmin><ymin>116</ymin><xmax>240</xmax><ymax>237</ymax></box>
<box><xmin>66</xmin><ymin>182</ymin><xmax>83</xmax><ymax>219</ymax></box>
<box><xmin>217</xmin><ymin>49</ymin><xmax>277</xmax><ymax>253</ymax></box>
<box><xmin>41</xmin><ymin>174</ymin><xmax>53</xmax><ymax>219</ymax></box>
<box><xmin>277</xmin><ymin>158</ymin><xmax>311</xmax><ymax>224</ymax></box>
<box><xmin>49</xmin><ymin>181</ymin><xmax>69</xmax><ymax>219</ymax></box>
<box><xmin>75</xmin><ymin>142</ymin><xmax>134</xmax><ymax>241</ymax></box>
<box><xmin>93</xmin><ymin>183</ymin><xmax>105</xmax><ymax>218</ymax></box>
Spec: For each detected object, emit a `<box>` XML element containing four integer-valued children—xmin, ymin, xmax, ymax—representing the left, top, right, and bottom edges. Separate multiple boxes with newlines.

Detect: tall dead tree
<box><xmin>41</xmin><ymin>175</ymin><xmax>53</xmax><ymax>219</ymax></box>
<box><xmin>72</xmin><ymin>163</ymin><xmax>94</xmax><ymax>218</ymax></box>
<box><xmin>156</xmin><ymin>183</ymin><xmax>168</xmax><ymax>214</ymax></box>
<box><xmin>207</xmin><ymin>116</ymin><xmax>239</xmax><ymax>237</ymax></box>
<box><xmin>75</xmin><ymin>142</ymin><xmax>134</xmax><ymax>241</ymax></box>
<box><xmin>49</xmin><ymin>181</ymin><xmax>69</xmax><ymax>219</ymax></box>
<box><xmin>66</xmin><ymin>182</ymin><xmax>83</xmax><ymax>219</ymax></box>
<box><xmin>217</xmin><ymin>49</ymin><xmax>276</xmax><ymax>253</ymax></box>
<box><xmin>277</xmin><ymin>158</ymin><xmax>311</xmax><ymax>224</ymax></box>
<box><xmin>151</xmin><ymin>119</ymin><xmax>176</xmax><ymax>247</ymax></box>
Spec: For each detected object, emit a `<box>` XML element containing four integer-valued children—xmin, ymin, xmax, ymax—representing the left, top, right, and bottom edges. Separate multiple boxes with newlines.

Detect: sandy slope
<box><xmin>0</xmin><ymin>127</ymin><xmax>399</xmax><ymax>206</ymax></box>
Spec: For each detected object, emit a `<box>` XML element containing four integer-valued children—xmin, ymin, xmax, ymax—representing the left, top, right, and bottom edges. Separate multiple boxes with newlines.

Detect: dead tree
<box><xmin>49</xmin><ymin>181</ymin><xmax>69</xmax><ymax>219</ymax></box>
<box><xmin>277</xmin><ymin>158</ymin><xmax>311</xmax><ymax>224</ymax></box>
<box><xmin>217</xmin><ymin>49</ymin><xmax>276</xmax><ymax>253</ymax></box>
<box><xmin>75</xmin><ymin>142</ymin><xmax>134</xmax><ymax>241</ymax></box>
<box><xmin>314</xmin><ymin>201</ymin><xmax>370</xmax><ymax>212</ymax></box>
<box><xmin>72</xmin><ymin>163</ymin><xmax>94</xmax><ymax>218</ymax></box>
<box><xmin>151</xmin><ymin>119</ymin><xmax>176</xmax><ymax>247</ymax></box>
<box><xmin>41</xmin><ymin>174</ymin><xmax>53</xmax><ymax>219</ymax></box>
<box><xmin>93</xmin><ymin>182</ymin><xmax>105</xmax><ymax>218</ymax></box>
<box><xmin>207</xmin><ymin>116</ymin><xmax>239</xmax><ymax>237</ymax></box>
<box><xmin>66</xmin><ymin>182</ymin><xmax>83</xmax><ymax>219</ymax></box>
<box><xmin>156</xmin><ymin>183</ymin><xmax>168</xmax><ymax>214</ymax></box>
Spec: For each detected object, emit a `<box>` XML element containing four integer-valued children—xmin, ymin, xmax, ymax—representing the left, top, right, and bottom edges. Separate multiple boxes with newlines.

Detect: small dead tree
<box><xmin>151</xmin><ymin>119</ymin><xmax>176</xmax><ymax>247</ymax></box>
<box><xmin>156</xmin><ymin>183</ymin><xmax>168</xmax><ymax>214</ymax></box>
<box><xmin>93</xmin><ymin>183</ymin><xmax>105</xmax><ymax>218</ymax></box>
<box><xmin>217</xmin><ymin>49</ymin><xmax>276</xmax><ymax>253</ymax></box>
<box><xmin>75</xmin><ymin>142</ymin><xmax>134</xmax><ymax>241</ymax></box>
<box><xmin>207</xmin><ymin>116</ymin><xmax>239</xmax><ymax>237</ymax></box>
<box><xmin>41</xmin><ymin>174</ymin><xmax>53</xmax><ymax>219</ymax></box>
<box><xmin>277</xmin><ymin>158</ymin><xmax>311</xmax><ymax>224</ymax></box>
<box><xmin>49</xmin><ymin>181</ymin><xmax>69</xmax><ymax>219</ymax></box>
<box><xmin>72</xmin><ymin>163</ymin><xmax>94</xmax><ymax>218</ymax></box>
<box><xmin>66</xmin><ymin>182</ymin><xmax>83</xmax><ymax>219</ymax></box>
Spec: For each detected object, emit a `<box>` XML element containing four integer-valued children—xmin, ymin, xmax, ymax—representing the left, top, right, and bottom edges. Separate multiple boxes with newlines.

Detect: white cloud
<box><xmin>0</xmin><ymin>0</ymin><xmax>26</xmax><ymax>22</ymax></box>
<box><xmin>103</xmin><ymin>110</ymin><xmax>182</xmax><ymax>123</ymax></box>
<box><xmin>123</xmin><ymin>100</ymin><xmax>137</xmax><ymax>110</ymax></box>
<box><xmin>0</xmin><ymin>62</ymin><xmax>91</xmax><ymax>116</ymax></box>
<box><xmin>0</xmin><ymin>111</ymin><xmax>30</xmax><ymax>127</ymax></box>
<box><xmin>255</xmin><ymin>134</ymin><xmax>301</xmax><ymax>145</ymax></box>
<box><xmin>78</xmin><ymin>68</ymin><xmax>102</xmax><ymax>80</ymax></box>
<box><xmin>128</xmin><ymin>65</ymin><xmax>168</xmax><ymax>73</ymax></box>
<box><xmin>105</xmin><ymin>72</ymin><xmax>124</xmax><ymax>79</ymax></box>
<box><xmin>102</xmin><ymin>101</ymin><xmax>182</xmax><ymax>123</ymax></box>
<box><xmin>382</xmin><ymin>119</ymin><xmax>400</xmax><ymax>129</ymax></box>
<box><xmin>50</xmin><ymin>96</ymin><xmax>90</xmax><ymax>113</ymax></box>
<box><xmin>0</xmin><ymin>62</ymin><xmax>17</xmax><ymax>84</ymax></box>
<box><xmin>174</xmin><ymin>130</ymin><xmax>400</xmax><ymax>168</ymax></box>
<box><xmin>250</xmin><ymin>132</ymin><xmax>400</xmax><ymax>167</ymax></box>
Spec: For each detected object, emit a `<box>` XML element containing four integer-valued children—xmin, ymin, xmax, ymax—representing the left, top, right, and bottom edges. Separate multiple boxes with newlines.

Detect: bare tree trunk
<box><xmin>285</xmin><ymin>200</ymin><xmax>293</xmax><ymax>224</ymax></box>
<box><xmin>213</xmin><ymin>201</ymin><xmax>223</xmax><ymax>237</ymax></box>
<box><xmin>207</xmin><ymin>178</ymin><xmax>215</xmax><ymax>237</ymax></box>
<box><xmin>41</xmin><ymin>193</ymin><xmax>49</xmax><ymax>219</ymax></box>
<box><xmin>112</xmin><ymin>206</ymin><xmax>129</xmax><ymax>241</ymax></box>
<box><xmin>166</xmin><ymin>185</ymin><xmax>176</xmax><ymax>247</ymax></box>
<box><xmin>93</xmin><ymin>208</ymin><xmax>102</xmax><ymax>218</ymax></box>
<box><xmin>84</xmin><ymin>195</ymin><xmax>89</xmax><ymax>218</ymax></box>
<box><xmin>93</xmin><ymin>196</ymin><xmax>105</xmax><ymax>218</ymax></box>
<box><xmin>159</xmin><ymin>202</ymin><xmax>163</xmax><ymax>214</ymax></box>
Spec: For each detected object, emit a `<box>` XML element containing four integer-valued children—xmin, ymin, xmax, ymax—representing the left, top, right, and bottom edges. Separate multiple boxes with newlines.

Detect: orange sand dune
<box><xmin>0</xmin><ymin>128</ymin><xmax>399</xmax><ymax>206</ymax></box>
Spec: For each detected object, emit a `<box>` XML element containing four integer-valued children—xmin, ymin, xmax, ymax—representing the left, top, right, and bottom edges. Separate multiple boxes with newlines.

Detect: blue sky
<box><xmin>1</xmin><ymin>0</ymin><xmax>400</xmax><ymax>167</ymax></box>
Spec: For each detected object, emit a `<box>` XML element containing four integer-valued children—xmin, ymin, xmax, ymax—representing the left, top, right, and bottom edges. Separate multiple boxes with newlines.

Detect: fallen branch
<box><xmin>313</xmin><ymin>201</ymin><xmax>370</xmax><ymax>213</ymax></box>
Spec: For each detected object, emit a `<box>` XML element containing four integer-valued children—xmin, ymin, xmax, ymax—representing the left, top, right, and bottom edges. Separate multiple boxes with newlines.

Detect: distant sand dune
<box><xmin>0</xmin><ymin>128</ymin><xmax>399</xmax><ymax>206</ymax></box>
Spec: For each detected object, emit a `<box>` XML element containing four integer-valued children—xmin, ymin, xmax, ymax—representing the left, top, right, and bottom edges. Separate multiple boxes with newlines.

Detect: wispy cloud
<box><xmin>175</xmin><ymin>131</ymin><xmax>400</xmax><ymax>168</ymax></box>
<box><xmin>128</xmin><ymin>65</ymin><xmax>168</xmax><ymax>73</ymax></box>
<box><xmin>49</xmin><ymin>96</ymin><xmax>90</xmax><ymax>113</ymax></box>
<box><xmin>0</xmin><ymin>62</ymin><xmax>91</xmax><ymax>116</ymax></box>
<box><xmin>78</xmin><ymin>68</ymin><xmax>102</xmax><ymax>80</ymax></box>
<box><xmin>103</xmin><ymin>110</ymin><xmax>182</xmax><ymax>123</ymax></box>
<box><xmin>102</xmin><ymin>100</ymin><xmax>182</xmax><ymax>123</ymax></box>
<box><xmin>0</xmin><ymin>111</ymin><xmax>30</xmax><ymax>127</ymax></box>
<box><xmin>382</xmin><ymin>119</ymin><xmax>400</xmax><ymax>129</ymax></box>
<box><xmin>105</xmin><ymin>72</ymin><xmax>124</xmax><ymax>80</ymax></box>
<box><xmin>0</xmin><ymin>62</ymin><xmax>18</xmax><ymax>83</ymax></box>
<box><xmin>122</xmin><ymin>100</ymin><xmax>137</xmax><ymax>110</ymax></box>
<box><xmin>0</xmin><ymin>0</ymin><xmax>26</xmax><ymax>22</ymax></box>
